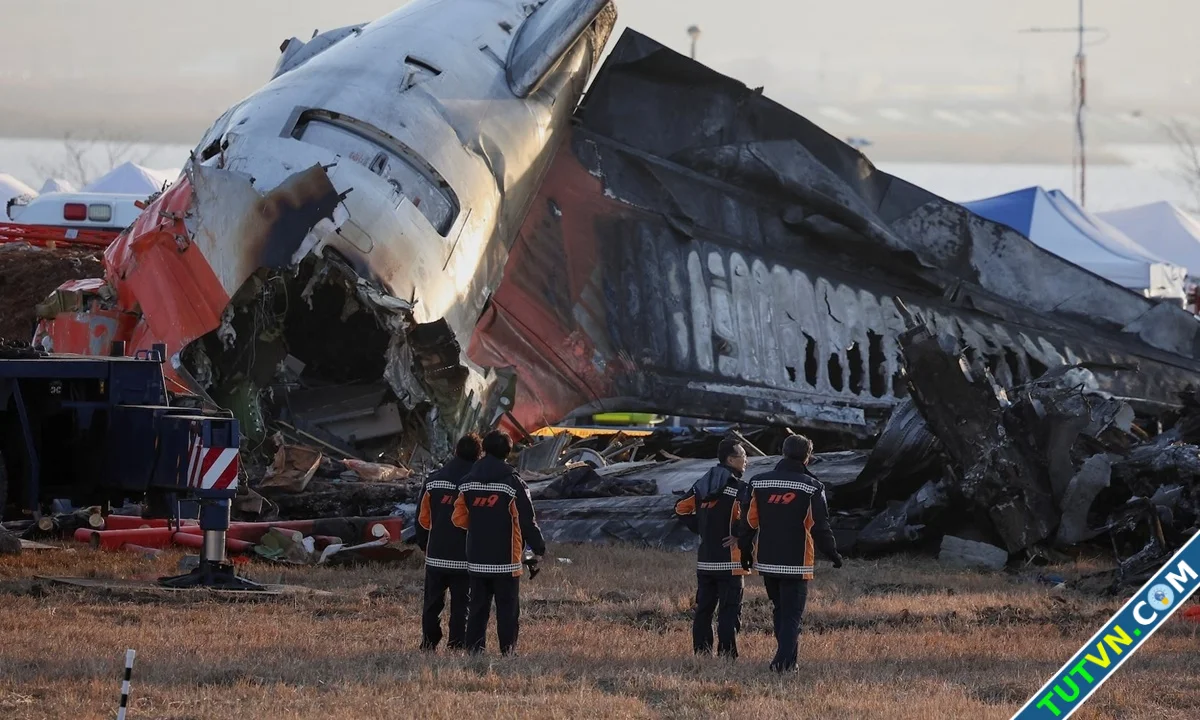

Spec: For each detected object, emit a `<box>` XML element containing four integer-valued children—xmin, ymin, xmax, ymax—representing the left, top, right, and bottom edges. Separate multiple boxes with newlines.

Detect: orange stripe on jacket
<box><xmin>729</xmin><ymin>502</ymin><xmax>749</xmax><ymax>575</ymax></box>
<box><xmin>451</xmin><ymin>493</ymin><xmax>470</xmax><ymax>530</ymax></box>
<box><xmin>418</xmin><ymin>491</ymin><xmax>433</xmax><ymax>530</ymax></box>
<box><xmin>803</xmin><ymin>506</ymin><xmax>816</xmax><ymax>580</ymax></box>
<box><xmin>510</xmin><ymin>498</ymin><xmax>523</xmax><ymax>576</ymax></box>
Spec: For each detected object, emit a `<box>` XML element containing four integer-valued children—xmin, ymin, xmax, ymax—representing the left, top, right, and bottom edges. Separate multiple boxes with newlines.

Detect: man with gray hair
<box><xmin>674</xmin><ymin>438</ymin><xmax>749</xmax><ymax>658</ymax></box>
<box><xmin>739</xmin><ymin>433</ymin><xmax>843</xmax><ymax>672</ymax></box>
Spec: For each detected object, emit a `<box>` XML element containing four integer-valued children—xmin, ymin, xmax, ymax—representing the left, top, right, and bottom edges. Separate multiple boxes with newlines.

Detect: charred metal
<box><xmin>470</xmin><ymin>31</ymin><xmax>1200</xmax><ymax>440</ymax></box>
<box><xmin>20</xmin><ymin>2</ymin><xmax>1200</xmax><ymax>583</ymax></box>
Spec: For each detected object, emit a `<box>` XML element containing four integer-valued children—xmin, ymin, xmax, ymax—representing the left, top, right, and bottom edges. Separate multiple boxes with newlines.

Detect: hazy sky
<box><xmin>0</xmin><ymin>0</ymin><xmax>1197</xmax><ymax>140</ymax></box>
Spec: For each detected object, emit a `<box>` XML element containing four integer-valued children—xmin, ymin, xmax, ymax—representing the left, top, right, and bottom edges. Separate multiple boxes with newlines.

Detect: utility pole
<box><xmin>1021</xmin><ymin>1</ymin><xmax>1105</xmax><ymax>207</ymax></box>
<box><xmin>687</xmin><ymin>25</ymin><xmax>701</xmax><ymax>60</ymax></box>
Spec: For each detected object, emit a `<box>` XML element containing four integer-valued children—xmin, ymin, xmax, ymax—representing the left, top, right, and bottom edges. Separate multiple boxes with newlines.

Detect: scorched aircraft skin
<box><xmin>468</xmin><ymin>32</ymin><xmax>1200</xmax><ymax>436</ymax></box>
<box><xmin>32</xmin><ymin>3</ymin><xmax>1200</xmax><ymax>452</ymax></box>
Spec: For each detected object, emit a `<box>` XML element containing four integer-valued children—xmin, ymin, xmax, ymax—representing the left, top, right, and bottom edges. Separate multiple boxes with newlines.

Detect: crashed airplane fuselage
<box><xmin>33</xmin><ymin>3</ymin><xmax>1200</xmax><ymax>457</ymax></box>
<box><xmin>36</xmin><ymin>0</ymin><xmax>617</xmax><ymax>452</ymax></box>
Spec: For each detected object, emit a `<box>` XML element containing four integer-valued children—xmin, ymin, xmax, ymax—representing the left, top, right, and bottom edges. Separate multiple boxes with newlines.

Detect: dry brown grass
<box><xmin>1</xmin><ymin>543</ymin><xmax>1199</xmax><ymax>720</ymax></box>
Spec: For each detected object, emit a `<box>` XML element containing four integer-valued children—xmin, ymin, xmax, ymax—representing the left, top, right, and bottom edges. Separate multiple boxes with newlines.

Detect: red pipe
<box><xmin>174</xmin><ymin>523</ymin><xmax>299</xmax><ymax>544</ymax></box>
<box><xmin>75</xmin><ymin>526</ymin><xmax>250</xmax><ymax>553</ymax></box>
<box><xmin>103</xmin><ymin>516</ymin><xmax>197</xmax><ymax>531</ymax></box>
<box><xmin>76</xmin><ymin>527</ymin><xmax>174</xmax><ymax>550</ymax></box>
<box><xmin>175</xmin><ymin>518</ymin><xmax>404</xmax><ymax>544</ymax></box>
<box><xmin>76</xmin><ymin>517</ymin><xmax>404</xmax><ymax>550</ymax></box>
<box><xmin>169</xmin><ymin>532</ymin><xmax>253</xmax><ymax>554</ymax></box>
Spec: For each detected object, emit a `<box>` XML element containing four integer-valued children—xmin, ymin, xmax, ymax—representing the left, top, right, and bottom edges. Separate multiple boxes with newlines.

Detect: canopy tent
<box><xmin>1098</xmin><ymin>201</ymin><xmax>1200</xmax><ymax>280</ymax></box>
<box><xmin>38</xmin><ymin>178</ymin><xmax>77</xmax><ymax>194</ymax></box>
<box><xmin>82</xmin><ymin>162</ymin><xmax>178</xmax><ymax>195</ymax></box>
<box><xmin>1</xmin><ymin>174</ymin><xmax>36</xmax><ymax>218</ymax></box>
<box><xmin>963</xmin><ymin>187</ymin><xmax>1187</xmax><ymax>300</ymax></box>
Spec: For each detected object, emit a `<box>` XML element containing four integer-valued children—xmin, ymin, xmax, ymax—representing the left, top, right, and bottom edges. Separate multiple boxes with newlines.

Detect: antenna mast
<box><xmin>1021</xmin><ymin>0</ymin><xmax>1103</xmax><ymax>207</ymax></box>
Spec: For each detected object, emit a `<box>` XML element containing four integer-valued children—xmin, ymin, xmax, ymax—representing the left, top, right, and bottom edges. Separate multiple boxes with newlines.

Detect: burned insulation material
<box><xmin>181</xmin><ymin>254</ymin><xmax>451</xmax><ymax>465</ymax></box>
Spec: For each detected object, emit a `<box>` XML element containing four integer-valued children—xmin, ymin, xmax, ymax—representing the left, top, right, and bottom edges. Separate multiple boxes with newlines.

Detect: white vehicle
<box><xmin>6</xmin><ymin>192</ymin><xmax>145</xmax><ymax>230</ymax></box>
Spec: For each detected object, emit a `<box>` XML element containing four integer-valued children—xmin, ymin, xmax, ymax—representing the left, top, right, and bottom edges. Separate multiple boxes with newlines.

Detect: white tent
<box><xmin>1</xmin><ymin>174</ymin><xmax>37</xmax><ymax>220</ymax></box>
<box><xmin>82</xmin><ymin>161</ymin><xmax>179</xmax><ymax>195</ymax></box>
<box><xmin>1098</xmin><ymin>201</ymin><xmax>1200</xmax><ymax>280</ymax></box>
<box><xmin>38</xmin><ymin>178</ymin><xmax>77</xmax><ymax>194</ymax></box>
<box><xmin>964</xmin><ymin>187</ymin><xmax>1188</xmax><ymax>300</ymax></box>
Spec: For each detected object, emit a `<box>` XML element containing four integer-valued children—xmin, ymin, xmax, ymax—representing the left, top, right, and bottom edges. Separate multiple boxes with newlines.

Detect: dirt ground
<box><xmin>1</xmin><ymin>544</ymin><xmax>1198</xmax><ymax>720</ymax></box>
<box><xmin>0</xmin><ymin>244</ymin><xmax>104</xmax><ymax>341</ymax></box>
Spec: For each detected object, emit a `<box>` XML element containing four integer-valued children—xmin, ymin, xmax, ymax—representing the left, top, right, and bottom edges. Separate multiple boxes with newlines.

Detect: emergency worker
<box><xmin>452</xmin><ymin>430</ymin><xmax>546</xmax><ymax>655</ymax></box>
<box><xmin>414</xmin><ymin>433</ymin><xmax>481</xmax><ymax>650</ymax></box>
<box><xmin>739</xmin><ymin>434</ymin><xmax>843</xmax><ymax>672</ymax></box>
<box><xmin>674</xmin><ymin>438</ymin><xmax>749</xmax><ymax>658</ymax></box>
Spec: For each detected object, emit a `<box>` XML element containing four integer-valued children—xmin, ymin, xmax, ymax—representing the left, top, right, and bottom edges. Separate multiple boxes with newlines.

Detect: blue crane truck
<box><xmin>0</xmin><ymin>341</ymin><xmax>258</xmax><ymax>589</ymax></box>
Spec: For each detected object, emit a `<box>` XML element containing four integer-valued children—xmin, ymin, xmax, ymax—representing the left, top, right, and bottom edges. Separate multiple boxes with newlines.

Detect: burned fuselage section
<box><xmin>37</xmin><ymin>0</ymin><xmax>618</xmax><ymax>461</ymax></box>
<box><xmin>468</xmin><ymin>31</ymin><xmax>1200</xmax><ymax>437</ymax></box>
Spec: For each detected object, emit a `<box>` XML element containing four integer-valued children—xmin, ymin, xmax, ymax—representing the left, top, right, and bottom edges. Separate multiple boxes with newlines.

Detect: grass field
<box><xmin>1</xmin><ymin>543</ymin><xmax>1198</xmax><ymax>719</ymax></box>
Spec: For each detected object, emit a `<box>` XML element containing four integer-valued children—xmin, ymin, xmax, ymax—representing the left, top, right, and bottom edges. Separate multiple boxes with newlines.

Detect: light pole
<box><xmin>687</xmin><ymin>25</ymin><xmax>701</xmax><ymax>60</ymax></box>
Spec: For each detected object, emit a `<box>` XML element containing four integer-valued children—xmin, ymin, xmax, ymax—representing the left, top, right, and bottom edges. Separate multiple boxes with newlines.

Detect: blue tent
<box><xmin>964</xmin><ymin>187</ymin><xmax>1186</xmax><ymax>299</ymax></box>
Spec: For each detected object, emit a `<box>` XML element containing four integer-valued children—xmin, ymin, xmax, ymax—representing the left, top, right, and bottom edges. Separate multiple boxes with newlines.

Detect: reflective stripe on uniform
<box><xmin>753</xmin><ymin>562</ymin><xmax>814</xmax><ymax>575</ymax></box>
<box><xmin>752</xmin><ymin>479</ymin><xmax>817</xmax><ymax>494</ymax></box>
<box><xmin>426</xmin><ymin>556</ymin><xmax>469</xmax><ymax>571</ymax></box>
<box><xmin>425</xmin><ymin>480</ymin><xmax>458</xmax><ymax>492</ymax></box>
<box><xmin>468</xmin><ymin>562</ymin><xmax>523</xmax><ymax>574</ymax></box>
<box><xmin>723</xmin><ymin>486</ymin><xmax>740</xmax><ymax>497</ymax></box>
<box><xmin>460</xmin><ymin>482</ymin><xmax>517</xmax><ymax>496</ymax></box>
<box><xmin>697</xmin><ymin>561</ymin><xmax>742</xmax><ymax>571</ymax></box>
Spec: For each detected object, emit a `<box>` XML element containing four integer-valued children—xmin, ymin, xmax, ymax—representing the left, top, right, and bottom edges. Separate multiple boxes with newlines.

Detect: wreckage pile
<box><xmin>469</xmin><ymin>311</ymin><xmax>1200</xmax><ymax>596</ymax></box>
<box><xmin>837</xmin><ymin>310</ymin><xmax>1200</xmax><ymax>592</ymax></box>
<box><xmin>243</xmin><ymin>433</ymin><xmax>417</xmax><ymax>521</ymax></box>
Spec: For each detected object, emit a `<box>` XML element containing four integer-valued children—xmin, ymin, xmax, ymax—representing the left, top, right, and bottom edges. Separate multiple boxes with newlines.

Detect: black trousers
<box><xmin>763</xmin><ymin>575</ymin><xmax>809</xmax><ymax>672</ymax></box>
<box><xmin>693</xmin><ymin>573</ymin><xmax>743</xmax><ymax>657</ymax></box>
<box><xmin>465</xmin><ymin>574</ymin><xmax>521</xmax><ymax>655</ymax></box>
<box><xmin>421</xmin><ymin>567</ymin><xmax>470</xmax><ymax>650</ymax></box>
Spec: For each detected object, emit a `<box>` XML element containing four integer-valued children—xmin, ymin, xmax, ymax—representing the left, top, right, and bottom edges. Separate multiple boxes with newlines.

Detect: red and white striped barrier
<box><xmin>186</xmin><ymin>436</ymin><xmax>239</xmax><ymax>491</ymax></box>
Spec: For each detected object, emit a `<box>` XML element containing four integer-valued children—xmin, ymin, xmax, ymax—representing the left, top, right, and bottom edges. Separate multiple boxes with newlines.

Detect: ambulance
<box><xmin>2</xmin><ymin>192</ymin><xmax>145</xmax><ymax>247</ymax></box>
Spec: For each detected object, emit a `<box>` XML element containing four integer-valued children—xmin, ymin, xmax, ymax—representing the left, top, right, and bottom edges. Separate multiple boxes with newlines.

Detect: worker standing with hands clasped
<box><xmin>452</xmin><ymin>430</ymin><xmax>546</xmax><ymax>655</ymax></box>
<box><xmin>674</xmin><ymin>438</ymin><xmax>749</xmax><ymax>658</ymax></box>
<box><xmin>739</xmin><ymin>434</ymin><xmax>844</xmax><ymax>672</ymax></box>
<box><xmin>414</xmin><ymin>433</ymin><xmax>482</xmax><ymax>651</ymax></box>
